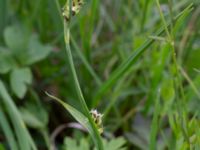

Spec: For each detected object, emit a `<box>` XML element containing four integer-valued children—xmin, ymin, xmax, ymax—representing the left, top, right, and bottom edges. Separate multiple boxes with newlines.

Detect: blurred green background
<box><xmin>0</xmin><ymin>0</ymin><xmax>200</xmax><ymax>149</ymax></box>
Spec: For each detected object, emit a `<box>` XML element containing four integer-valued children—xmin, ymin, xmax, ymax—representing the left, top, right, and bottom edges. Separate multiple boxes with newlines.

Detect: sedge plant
<box><xmin>47</xmin><ymin>0</ymin><xmax>104</xmax><ymax>150</ymax></box>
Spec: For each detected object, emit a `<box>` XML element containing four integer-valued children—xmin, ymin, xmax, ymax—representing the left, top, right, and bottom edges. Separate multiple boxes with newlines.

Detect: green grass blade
<box><xmin>0</xmin><ymin>80</ymin><xmax>37</xmax><ymax>150</ymax></box>
<box><xmin>92</xmin><ymin>4</ymin><xmax>193</xmax><ymax>107</ymax></box>
<box><xmin>71</xmin><ymin>36</ymin><xmax>102</xmax><ymax>86</ymax></box>
<box><xmin>0</xmin><ymin>106</ymin><xmax>18</xmax><ymax>150</ymax></box>
<box><xmin>194</xmin><ymin>68</ymin><xmax>200</xmax><ymax>74</ymax></box>
<box><xmin>149</xmin><ymin>89</ymin><xmax>161</xmax><ymax>150</ymax></box>
<box><xmin>156</xmin><ymin>0</ymin><xmax>191</xmax><ymax>145</ymax></box>
<box><xmin>56</xmin><ymin>1</ymin><xmax>104</xmax><ymax>149</ymax></box>
<box><xmin>46</xmin><ymin>93</ymin><xmax>104</xmax><ymax>149</ymax></box>
<box><xmin>46</xmin><ymin>92</ymin><xmax>94</xmax><ymax>135</ymax></box>
<box><xmin>180</xmin><ymin>67</ymin><xmax>200</xmax><ymax>99</ymax></box>
<box><xmin>63</xmin><ymin>23</ymin><xmax>103</xmax><ymax>149</ymax></box>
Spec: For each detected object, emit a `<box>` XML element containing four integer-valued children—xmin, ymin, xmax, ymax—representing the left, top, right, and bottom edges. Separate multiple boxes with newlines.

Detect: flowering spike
<box><xmin>90</xmin><ymin>109</ymin><xmax>104</xmax><ymax>134</ymax></box>
<box><xmin>62</xmin><ymin>0</ymin><xmax>84</xmax><ymax>21</ymax></box>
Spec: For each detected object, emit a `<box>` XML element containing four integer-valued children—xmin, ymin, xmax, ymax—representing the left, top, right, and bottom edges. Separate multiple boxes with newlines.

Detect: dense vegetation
<box><xmin>0</xmin><ymin>0</ymin><xmax>200</xmax><ymax>149</ymax></box>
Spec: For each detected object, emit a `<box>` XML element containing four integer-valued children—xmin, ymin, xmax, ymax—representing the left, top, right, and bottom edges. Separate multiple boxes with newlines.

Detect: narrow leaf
<box><xmin>92</xmin><ymin>4</ymin><xmax>193</xmax><ymax>106</ymax></box>
<box><xmin>46</xmin><ymin>92</ymin><xmax>94</xmax><ymax>137</ymax></box>
<box><xmin>0</xmin><ymin>80</ymin><xmax>37</xmax><ymax>150</ymax></box>
<box><xmin>0</xmin><ymin>106</ymin><xmax>18</xmax><ymax>150</ymax></box>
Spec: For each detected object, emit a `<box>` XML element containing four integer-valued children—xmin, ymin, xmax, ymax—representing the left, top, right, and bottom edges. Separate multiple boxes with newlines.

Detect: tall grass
<box><xmin>0</xmin><ymin>0</ymin><xmax>200</xmax><ymax>149</ymax></box>
<box><xmin>48</xmin><ymin>0</ymin><xmax>104</xmax><ymax>149</ymax></box>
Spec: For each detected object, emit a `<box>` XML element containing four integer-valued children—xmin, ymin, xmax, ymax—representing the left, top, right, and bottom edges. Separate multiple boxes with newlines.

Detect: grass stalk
<box><xmin>149</xmin><ymin>89</ymin><xmax>161</xmax><ymax>150</ymax></box>
<box><xmin>180</xmin><ymin>67</ymin><xmax>200</xmax><ymax>99</ymax></box>
<box><xmin>0</xmin><ymin>80</ymin><xmax>37</xmax><ymax>150</ymax></box>
<box><xmin>62</xmin><ymin>1</ymin><xmax>103</xmax><ymax>149</ymax></box>
<box><xmin>71</xmin><ymin>36</ymin><xmax>102</xmax><ymax>86</ymax></box>
<box><xmin>0</xmin><ymin>106</ymin><xmax>18</xmax><ymax>150</ymax></box>
<box><xmin>156</xmin><ymin>0</ymin><xmax>191</xmax><ymax>145</ymax></box>
<box><xmin>92</xmin><ymin>4</ymin><xmax>193</xmax><ymax>107</ymax></box>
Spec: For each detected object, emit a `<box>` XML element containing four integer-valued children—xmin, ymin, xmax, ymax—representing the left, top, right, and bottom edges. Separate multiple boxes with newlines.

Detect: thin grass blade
<box><xmin>46</xmin><ymin>92</ymin><xmax>98</xmax><ymax>146</ymax></box>
<box><xmin>0</xmin><ymin>80</ymin><xmax>37</xmax><ymax>150</ymax></box>
<box><xmin>92</xmin><ymin>4</ymin><xmax>193</xmax><ymax>107</ymax></box>
<box><xmin>0</xmin><ymin>106</ymin><xmax>18</xmax><ymax>150</ymax></box>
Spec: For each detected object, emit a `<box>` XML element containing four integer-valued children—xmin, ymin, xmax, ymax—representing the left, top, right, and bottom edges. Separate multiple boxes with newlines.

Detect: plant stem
<box><xmin>156</xmin><ymin>0</ymin><xmax>190</xmax><ymax>145</ymax></box>
<box><xmin>63</xmin><ymin>13</ymin><xmax>103</xmax><ymax>150</ymax></box>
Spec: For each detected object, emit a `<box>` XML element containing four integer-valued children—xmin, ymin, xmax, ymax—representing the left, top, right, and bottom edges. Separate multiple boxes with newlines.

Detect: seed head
<box><xmin>62</xmin><ymin>0</ymin><xmax>84</xmax><ymax>21</ymax></box>
<box><xmin>90</xmin><ymin>109</ymin><xmax>104</xmax><ymax>134</ymax></box>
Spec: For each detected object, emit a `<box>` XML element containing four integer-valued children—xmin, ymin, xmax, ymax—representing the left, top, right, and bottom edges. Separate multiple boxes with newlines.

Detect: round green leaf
<box><xmin>10</xmin><ymin>68</ymin><xmax>32</xmax><ymax>99</ymax></box>
<box><xmin>18</xmin><ymin>34</ymin><xmax>52</xmax><ymax>65</ymax></box>
<box><xmin>4</xmin><ymin>25</ymin><xmax>28</xmax><ymax>51</ymax></box>
<box><xmin>0</xmin><ymin>48</ymin><xmax>16</xmax><ymax>74</ymax></box>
